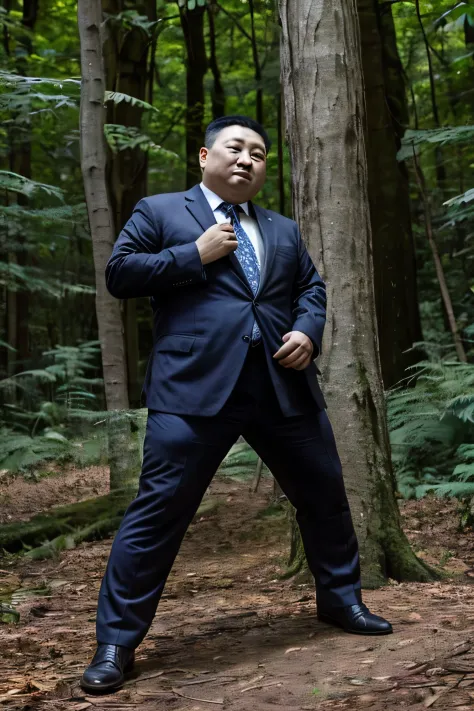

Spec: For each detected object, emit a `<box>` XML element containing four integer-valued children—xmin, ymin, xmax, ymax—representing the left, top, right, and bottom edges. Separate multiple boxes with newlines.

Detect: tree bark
<box><xmin>180</xmin><ymin>4</ymin><xmax>207</xmax><ymax>189</ymax></box>
<box><xmin>207</xmin><ymin>1</ymin><xmax>226</xmax><ymax>119</ymax></box>
<box><xmin>5</xmin><ymin>0</ymin><xmax>38</xmax><ymax>385</ymax></box>
<box><xmin>248</xmin><ymin>0</ymin><xmax>263</xmax><ymax>124</ymax></box>
<box><xmin>102</xmin><ymin>0</ymin><xmax>156</xmax><ymax>407</ymax></box>
<box><xmin>78</xmin><ymin>0</ymin><xmax>129</xmax><ymax>412</ymax></box>
<box><xmin>277</xmin><ymin>91</ymin><xmax>285</xmax><ymax>215</ymax></box>
<box><xmin>279</xmin><ymin>0</ymin><xmax>435</xmax><ymax>586</ymax></box>
<box><xmin>358</xmin><ymin>0</ymin><xmax>423</xmax><ymax>389</ymax></box>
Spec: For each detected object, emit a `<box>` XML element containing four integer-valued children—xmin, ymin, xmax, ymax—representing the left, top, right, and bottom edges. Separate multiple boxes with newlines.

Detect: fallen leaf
<box><xmin>285</xmin><ymin>647</ymin><xmax>301</xmax><ymax>654</ymax></box>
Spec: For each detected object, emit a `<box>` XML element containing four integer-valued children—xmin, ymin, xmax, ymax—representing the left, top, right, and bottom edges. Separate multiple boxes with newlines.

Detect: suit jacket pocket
<box><xmin>155</xmin><ymin>334</ymin><xmax>195</xmax><ymax>353</ymax></box>
<box><xmin>275</xmin><ymin>245</ymin><xmax>297</xmax><ymax>258</ymax></box>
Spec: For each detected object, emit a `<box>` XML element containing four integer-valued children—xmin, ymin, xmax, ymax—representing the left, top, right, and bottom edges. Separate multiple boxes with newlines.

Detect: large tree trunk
<box><xmin>180</xmin><ymin>4</ymin><xmax>207</xmax><ymax>189</ymax></box>
<box><xmin>358</xmin><ymin>0</ymin><xmax>423</xmax><ymax>389</ymax></box>
<box><xmin>78</xmin><ymin>0</ymin><xmax>129</xmax><ymax>413</ymax></box>
<box><xmin>279</xmin><ymin>0</ymin><xmax>435</xmax><ymax>586</ymax></box>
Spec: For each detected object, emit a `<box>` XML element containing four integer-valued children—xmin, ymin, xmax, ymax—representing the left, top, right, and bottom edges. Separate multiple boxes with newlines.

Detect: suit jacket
<box><xmin>105</xmin><ymin>183</ymin><xmax>328</xmax><ymax>416</ymax></box>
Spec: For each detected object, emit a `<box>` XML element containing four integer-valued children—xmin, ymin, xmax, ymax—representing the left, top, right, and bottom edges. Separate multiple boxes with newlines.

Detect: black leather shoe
<box><xmin>80</xmin><ymin>643</ymin><xmax>135</xmax><ymax>694</ymax></box>
<box><xmin>318</xmin><ymin>603</ymin><xmax>393</xmax><ymax>635</ymax></box>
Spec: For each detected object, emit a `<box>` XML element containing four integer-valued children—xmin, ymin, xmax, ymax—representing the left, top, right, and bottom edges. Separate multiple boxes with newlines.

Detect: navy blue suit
<box><xmin>96</xmin><ymin>184</ymin><xmax>362</xmax><ymax>649</ymax></box>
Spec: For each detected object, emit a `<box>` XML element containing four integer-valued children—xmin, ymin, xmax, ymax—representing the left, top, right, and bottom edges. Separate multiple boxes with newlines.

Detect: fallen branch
<box><xmin>172</xmin><ymin>688</ymin><xmax>224</xmax><ymax>704</ymax></box>
<box><xmin>240</xmin><ymin>680</ymin><xmax>283</xmax><ymax>693</ymax></box>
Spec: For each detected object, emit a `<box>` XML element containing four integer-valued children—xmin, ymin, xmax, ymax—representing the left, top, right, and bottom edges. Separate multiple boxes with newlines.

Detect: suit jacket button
<box><xmin>242</xmin><ymin>335</ymin><xmax>250</xmax><ymax>343</ymax></box>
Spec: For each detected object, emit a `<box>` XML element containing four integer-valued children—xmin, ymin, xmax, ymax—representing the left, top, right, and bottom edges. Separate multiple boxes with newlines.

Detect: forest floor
<box><xmin>2</xmin><ymin>466</ymin><xmax>474</xmax><ymax>711</ymax></box>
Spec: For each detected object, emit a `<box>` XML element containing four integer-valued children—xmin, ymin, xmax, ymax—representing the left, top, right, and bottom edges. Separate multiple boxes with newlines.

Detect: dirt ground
<box><xmin>1</xmin><ymin>466</ymin><xmax>474</xmax><ymax>711</ymax></box>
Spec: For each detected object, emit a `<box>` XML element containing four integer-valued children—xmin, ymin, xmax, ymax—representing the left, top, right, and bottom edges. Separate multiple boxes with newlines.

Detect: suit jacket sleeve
<box><xmin>291</xmin><ymin>223</ymin><xmax>327</xmax><ymax>358</ymax></box>
<box><xmin>105</xmin><ymin>198</ymin><xmax>206</xmax><ymax>299</ymax></box>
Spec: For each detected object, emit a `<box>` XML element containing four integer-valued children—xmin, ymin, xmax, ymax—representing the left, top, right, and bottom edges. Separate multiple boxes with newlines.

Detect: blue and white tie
<box><xmin>218</xmin><ymin>201</ymin><xmax>261</xmax><ymax>345</ymax></box>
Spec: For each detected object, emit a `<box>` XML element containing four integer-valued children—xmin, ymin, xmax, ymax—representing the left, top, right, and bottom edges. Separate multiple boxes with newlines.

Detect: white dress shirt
<box><xmin>199</xmin><ymin>182</ymin><xmax>264</xmax><ymax>268</ymax></box>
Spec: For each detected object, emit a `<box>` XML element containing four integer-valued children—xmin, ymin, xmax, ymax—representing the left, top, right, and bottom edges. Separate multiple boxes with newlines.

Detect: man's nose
<box><xmin>236</xmin><ymin>152</ymin><xmax>252</xmax><ymax>167</ymax></box>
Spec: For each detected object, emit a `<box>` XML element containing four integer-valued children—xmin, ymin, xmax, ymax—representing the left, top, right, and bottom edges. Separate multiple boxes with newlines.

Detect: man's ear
<box><xmin>199</xmin><ymin>146</ymin><xmax>208</xmax><ymax>169</ymax></box>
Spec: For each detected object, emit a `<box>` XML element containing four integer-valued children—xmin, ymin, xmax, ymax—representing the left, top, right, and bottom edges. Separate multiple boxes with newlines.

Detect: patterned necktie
<box><xmin>218</xmin><ymin>201</ymin><xmax>261</xmax><ymax>345</ymax></box>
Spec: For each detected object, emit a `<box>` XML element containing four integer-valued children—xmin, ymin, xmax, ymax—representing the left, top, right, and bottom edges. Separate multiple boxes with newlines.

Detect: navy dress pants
<box><xmin>96</xmin><ymin>344</ymin><xmax>362</xmax><ymax>649</ymax></box>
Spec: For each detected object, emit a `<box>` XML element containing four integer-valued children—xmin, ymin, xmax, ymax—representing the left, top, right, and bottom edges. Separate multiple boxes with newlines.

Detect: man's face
<box><xmin>199</xmin><ymin>125</ymin><xmax>267</xmax><ymax>203</ymax></box>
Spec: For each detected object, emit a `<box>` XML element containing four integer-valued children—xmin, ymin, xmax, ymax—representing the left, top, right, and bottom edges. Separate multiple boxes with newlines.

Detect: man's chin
<box><xmin>226</xmin><ymin>176</ymin><xmax>260</xmax><ymax>200</ymax></box>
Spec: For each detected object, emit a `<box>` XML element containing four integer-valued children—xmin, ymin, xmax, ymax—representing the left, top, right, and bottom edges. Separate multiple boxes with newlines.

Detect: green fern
<box><xmin>104</xmin><ymin>124</ymin><xmax>179</xmax><ymax>159</ymax></box>
<box><xmin>104</xmin><ymin>91</ymin><xmax>159</xmax><ymax>114</ymax></box>
<box><xmin>0</xmin><ymin>170</ymin><xmax>64</xmax><ymax>199</ymax></box>
<box><xmin>387</xmin><ymin>346</ymin><xmax>474</xmax><ymax>500</ymax></box>
<box><xmin>397</xmin><ymin>126</ymin><xmax>474</xmax><ymax>161</ymax></box>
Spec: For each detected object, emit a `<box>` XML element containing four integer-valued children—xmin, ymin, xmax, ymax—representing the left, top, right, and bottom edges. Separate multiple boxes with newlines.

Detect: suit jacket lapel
<box><xmin>250</xmin><ymin>202</ymin><xmax>277</xmax><ymax>297</ymax></box>
<box><xmin>184</xmin><ymin>184</ymin><xmax>216</xmax><ymax>233</ymax></box>
<box><xmin>184</xmin><ymin>184</ymin><xmax>252</xmax><ymax>293</ymax></box>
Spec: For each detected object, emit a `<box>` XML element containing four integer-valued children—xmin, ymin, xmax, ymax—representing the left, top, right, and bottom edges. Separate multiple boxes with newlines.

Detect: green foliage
<box><xmin>387</xmin><ymin>345</ymin><xmax>474</xmax><ymax>500</ymax></box>
<box><xmin>0</xmin><ymin>342</ymin><xmax>107</xmax><ymax>472</ymax></box>
<box><xmin>0</xmin><ymin>430</ymin><xmax>71</xmax><ymax>472</ymax></box>
<box><xmin>218</xmin><ymin>441</ymin><xmax>263</xmax><ymax>481</ymax></box>
<box><xmin>0</xmin><ymin>170</ymin><xmax>64</xmax><ymax>199</ymax></box>
<box><xmin>104</xmin><ymin>124</ymin><xmax>179</xmax><ymax>160</ymax></box>
<box><xmin>397</xmin><ymin>126</ymin><xmax>474</xmax><ymax>161</ymax></box>
<box><xmin>105</xmin><ymin>91</ymin><xmax>159</xmax><ymax>114</ymax></box>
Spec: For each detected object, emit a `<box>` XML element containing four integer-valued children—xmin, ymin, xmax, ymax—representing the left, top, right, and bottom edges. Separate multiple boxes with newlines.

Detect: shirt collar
<box><xmin>199</xmin><ymin>182</ymin><xmax>250</xmax><ymax>216</ymax></box>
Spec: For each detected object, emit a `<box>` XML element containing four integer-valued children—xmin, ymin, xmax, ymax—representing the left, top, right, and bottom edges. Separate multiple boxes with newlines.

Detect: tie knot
<box><xmin>218</xmin><ymin>201</ymin><xmax>243</xmax><ymax>218</ymax></box>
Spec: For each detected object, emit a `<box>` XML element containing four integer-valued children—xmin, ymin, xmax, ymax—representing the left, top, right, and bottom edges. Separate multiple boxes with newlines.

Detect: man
<box><xmin>81</xmin><ymin>115</ymin><xmax>392</xmax><ymax>694</ymax></box>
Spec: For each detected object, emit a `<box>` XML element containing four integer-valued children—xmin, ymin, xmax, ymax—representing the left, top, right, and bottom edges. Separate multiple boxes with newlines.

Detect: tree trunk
<box><xmin>5</xmin><ymin>0</ymin><xmax>38</xmax><ymax>387</ymax></box>
<box><xmin>102</xmin><ymin>0</ymin><xmax>156</xmax><ymax>407</ymax></box>
<box><xmin>180</xmin><ymin>5</ymin><xmax>207</xmax><ymax>189</ymax></box>
<box><xmin>248</xmin><ymin>0</ymin><xmax>263</xmax><ymax>124</ymax></box>
<box><xmin>277</xmin><ymin>91</ymin><xmax>285</xmax><ymax>215</ymax></box>
<box><xmin>358</xmin><ymin>0</ymin><xmax>423</xmax><ymax>390</ymax></box>
<box><xmin>77</xmin><ymin>0</ymin><xmax>129</xmax><ymax>412</ymax></box>
<box><xmin>207</xmin><ymin>1</ymin><xmax>226</xmax><ymax>119</ymax></box>
<box><xmin>279</xmin><ymin>0</ymin><xmax>435</xmax><ymax>586</ymax></box>
<box><xmin>412</xmin><ymin>154</ymin><xmax>467</xmax><ymax>363</ymax></box>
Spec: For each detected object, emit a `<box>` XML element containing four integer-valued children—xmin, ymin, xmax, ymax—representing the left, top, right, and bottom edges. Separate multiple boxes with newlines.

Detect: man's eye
<box><xmin>229</xmin><ymin>147</ymin><xmax>239</xmax><ymax>152</ymax></box>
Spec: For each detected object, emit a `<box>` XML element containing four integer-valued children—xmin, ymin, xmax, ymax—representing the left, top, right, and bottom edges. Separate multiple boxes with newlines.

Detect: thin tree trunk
<box><xmin>5</xmin><ymin>0</ymin><xmax>38</xmax><ymax>385</ymax></box>
<box><xmin>279</xmin><ymin>0</ymin><xmax>435</xmax><ymax>586</ymax></box>
<box><xmin>102</xmin><ymin>0</ymin><xmax>156</xmax><ymax>407</ymax></box>
<box><xmin>78</xmin><ymin>0</ymin><xmax>129</xmax><ymax>412</ymax></box>
<box><xmin>358</xmin><ymin>0</ymin><xmax>423</xmax><ymax>389</ymax></box>
<box><xmin>414</xmin><ymin>0</ymin><xmax>446</xmax><ymax>190</ymax></box>
<box><xmin>248</xmin><ymin>0</ymin><xmax>263</xmax><ymax>124</ymax></box>
<box><xmin>412</xmin><ymin>152</ymin><xmax>467</xmax><ymax>363</ymax></box>
<box><xmin>207</xmin><ymin>1</ymin><xmax>225</xmax><ymax>119</ymax></box>
<box><xmin>180</xmin><ymin>5</ymin><xmax>207</xmax><ymax>189</ymax></box>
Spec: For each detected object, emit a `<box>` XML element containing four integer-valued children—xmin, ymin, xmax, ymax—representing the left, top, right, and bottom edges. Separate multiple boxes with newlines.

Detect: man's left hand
<box><xmin>273</xmin><ymin>331</ymin><xmax>314</xmax><ymax>370</ymax></box>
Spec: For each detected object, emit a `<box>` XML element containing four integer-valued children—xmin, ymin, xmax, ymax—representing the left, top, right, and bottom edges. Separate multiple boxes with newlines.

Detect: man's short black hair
<box><xmin>204</xmin><ymin>115</ymin><xmax>271</xmax><ymax>154</ymax></box>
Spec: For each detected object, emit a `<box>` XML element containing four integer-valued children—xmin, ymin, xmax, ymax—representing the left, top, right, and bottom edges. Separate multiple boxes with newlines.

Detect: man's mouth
<box><xmin>233</xmin><ymin>171</ymin><xmax>252</xmax><ymax>181</ymax></box>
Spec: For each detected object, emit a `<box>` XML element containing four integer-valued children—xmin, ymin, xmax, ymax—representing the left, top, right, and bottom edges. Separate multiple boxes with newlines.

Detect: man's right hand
<box><xmin>195</xmin><ymin>223</ymin><xmax>238</xmax><ymax>265</ymax></box>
